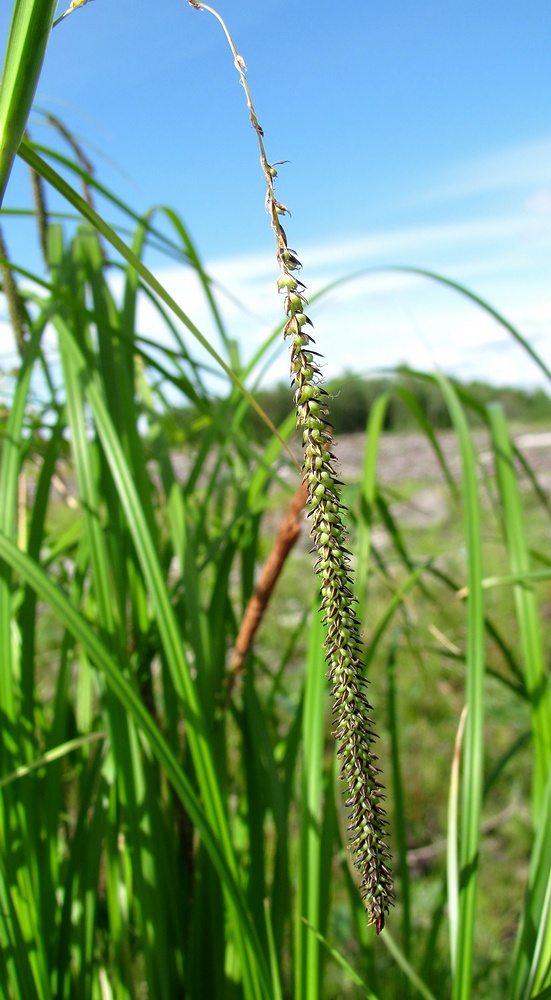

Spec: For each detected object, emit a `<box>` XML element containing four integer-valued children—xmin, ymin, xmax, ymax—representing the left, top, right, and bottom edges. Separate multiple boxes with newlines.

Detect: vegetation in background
<box><xmin>0</xmin><ymin>3</ymin><xmax>550</xmax><ymax>999</ymax></box>
<box><xmin>168</xmin><ymin>373</ymin><xmax>551</xmax><ymax>444</ymax></box>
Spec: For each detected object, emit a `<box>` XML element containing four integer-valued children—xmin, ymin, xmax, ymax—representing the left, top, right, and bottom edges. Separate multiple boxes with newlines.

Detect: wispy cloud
<box><xmin>415</xmin><ymin>136</ymin><xmax>551</xmax><ymax>204</ymax></box>
<box><xmin>2</xmin><ymin>138</ymin><xmax>549</xmax><ymax>395</ymax></box>
<box><xmin>196</xmin><ymin>194</ymin><xmax>551</xmax><ymax>389</ymax></box>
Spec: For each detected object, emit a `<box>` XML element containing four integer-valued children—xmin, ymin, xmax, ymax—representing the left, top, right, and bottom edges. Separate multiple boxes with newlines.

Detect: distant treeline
<box><xmin>250</xmin><ymin>372</ymin><xmax>551</xmax><ymax>437</ymax></box>
<box><xmin>164</xmin><ymin>372</ymin><xmax>551</xmax><ymax>443</ymax></box>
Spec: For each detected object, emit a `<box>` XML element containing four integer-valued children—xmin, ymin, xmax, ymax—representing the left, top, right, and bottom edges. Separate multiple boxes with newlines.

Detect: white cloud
<box><xmin>2</xmin><ymin>136</ymin><xmax>549</xmax><ymax>401</ymax></box>
<box><xmin>417</xmin><ymin>136</ymin><xmax>551</xmax><ymax>204</ymax></box>
<box><xmin>525</xmin><ymin>190</ymin><xmax>551</xmax><ymax>215</ymax></box>
<box><xmin>0</xmin><ymin>320</ymin><xmax>16</xmax><ymax>356</ymax></box>
<box><xmin>155</xmin><ymin>199</ymin><xmax>550</xmax><ymax>391</ymax></box>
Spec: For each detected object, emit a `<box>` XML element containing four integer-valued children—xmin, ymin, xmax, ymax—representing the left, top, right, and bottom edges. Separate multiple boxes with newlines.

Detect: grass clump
<box><xmin>0</xmin><ymin>3</ymin><xmax>550</xmax><ymax>998</ymax></box>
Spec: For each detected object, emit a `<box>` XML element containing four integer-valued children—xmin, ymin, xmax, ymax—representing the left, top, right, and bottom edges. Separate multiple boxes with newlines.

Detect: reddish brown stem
<box><xmin>228</xmin><ymin>481</ymin><xmax>308</xmax><ymax>690</ymax></box>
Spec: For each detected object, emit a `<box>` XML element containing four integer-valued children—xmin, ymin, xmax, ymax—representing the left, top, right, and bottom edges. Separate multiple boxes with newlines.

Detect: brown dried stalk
<box><xmin>228</xmin><ymin>481</ymin><xmax>308</xmax><ymax>694</ymax></box>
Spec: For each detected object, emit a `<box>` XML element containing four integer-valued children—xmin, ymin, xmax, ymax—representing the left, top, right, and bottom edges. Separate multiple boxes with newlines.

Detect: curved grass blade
<box><xmin>0</xmin><ymin>319</ymin><xmax>45</xmax><ymax>757</ymax></box>
<box><xmin>18</xmin><ymin>139</ymin><xmax>286</xmax><ymax>448</ymax></box>
<box><xmin>0</xmin><ymin>0</ymin><xmax>57</xmax><ymax>203</ymax></box>
<box><xmin>301</xmin><ymin>919</ymin><xmax>381</xmax><ymax>1000</ymax></box>
<box><xmin>384</xmin><ymin>267</ymin><xmax>551</xmax><ymax>385</ymax></box>
<box><xmin>25</xmin><ymin>136</ymin><xmax>197</xmax><ymax>262</ymax></box>
<box><xmin>363</xmin><ymin>564</ymin><xmax>428</xmax><ymax>672</ymax></box>
<box><xmin>380</xmin><ymin>928</ymin><xmax>439</xmax><ymax>1000</ymax></box>
<box><xmin>394</xmin><ymin>384</ymin><xmax>456</xmax><ymax>493</ymax></box>
<box><xmin>0</xmin><ymin>732</ymin><xmax>106</xmax><ymax>790</ymax></box>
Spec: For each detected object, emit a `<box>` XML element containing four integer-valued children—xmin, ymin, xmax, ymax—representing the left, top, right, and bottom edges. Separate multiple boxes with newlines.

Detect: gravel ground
<box><xmin>41</xmin><ymin>428</ymin><xmax>551</xmax><ymax>527</ymax></box>
<box><xmin>314</xmin><ymin>427</ymin><xmax>551</xmax><ymax>487</ymax></box>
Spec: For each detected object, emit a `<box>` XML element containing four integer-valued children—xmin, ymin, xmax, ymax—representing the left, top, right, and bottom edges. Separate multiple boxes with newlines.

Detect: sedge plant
<box><xmin>0</xmin><ymin>2</ymin><xmax>550</xmax><ymax>998</ymax></box>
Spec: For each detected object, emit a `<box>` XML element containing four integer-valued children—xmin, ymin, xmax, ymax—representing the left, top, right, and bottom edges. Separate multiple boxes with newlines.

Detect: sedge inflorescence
<box><xmin>276</xmin><ymin>230</ymin><xmax>393</xmax><ymax>933</ymax></box>
<box><xmin>188</xmin><ymin>0</ymin><xmax>393</xmax><ymax>931</ymax></box>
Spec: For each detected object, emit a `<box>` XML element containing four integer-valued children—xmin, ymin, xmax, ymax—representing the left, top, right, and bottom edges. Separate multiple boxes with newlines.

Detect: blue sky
<box><xmin>1</xmin><ymin>0</ymin><xmax>550</xmax><ymax>389</ymax></box>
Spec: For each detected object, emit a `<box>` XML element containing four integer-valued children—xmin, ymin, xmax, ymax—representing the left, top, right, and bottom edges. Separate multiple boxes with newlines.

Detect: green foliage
<box><xmin>0</xmin><ymin>4</ymin><xmax>550</xmax><ymax>998</ymax></box>
<box><xmin>244</xmin><ymin>373</ymin><xmax>551</xmax><ymax>440</ymax></box>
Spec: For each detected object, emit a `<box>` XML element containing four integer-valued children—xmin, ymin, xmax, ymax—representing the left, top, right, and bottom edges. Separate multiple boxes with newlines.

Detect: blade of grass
<box><xmin>0</xmin><ymin>853</ymin><xmax>41</xmax><ymax>1000</ymax></box>
<box><xmin>0</xmin><ymin>0</ymin><xmax>57</xmax><ymax>203</ymax></box>
<box><xmin>356</xmin><ymin>391</ymin><xmax>389</xmax><ymax>623</ymax></box>
<box><xmin>531</xmin><ymin>988</ymin><xmax>551</xmax><ymax>1000</ymax></box>
<box><xmin>0</xmin><ymin>316</ymin><xmax>46</xmax><ymax>761</ymax></box>
<box><xmin>0</xmin><ymin>732</ymin><xmax>106</xmax><ymax>790</ymax></box>
<box><xmin>436</xmin><ymin>372</ymin><xmax>485</xmax><ymax>1000</ymax></box>
<box><xmin>18</xmin><ymin>140</ymin><xmax>289</xmax><ymax>452</ymax></box>
<box><xmin>296</xmin><ymin>609</ymin><xmax>327</xmax><ymax>1000</ymax></box>
<box><xmin>301</xmin><ymin>919</ymin><xmax>382</xmax><ymax>1000</ymax></box>
<box><xmin>264</xmin><ymin>899</ymin><xmax>283</xmax><ymax>1000</ymax></box>
<box><xmin>488</xmin><ymin>402</ymin><xmax>551</xmax><ymax>822</ymax></box>
<box><xmin>363</xmin><ymin>564</ymin><xmax>428</xmax><ymax>672</ymax></box>
<box><xmin>385</xmin><ymin>267</ymin><xmax>551</xmax><ymax>385</ymax></box>
<box><xmin>380</xmin><ymin>928</ymin><xmax>439</xmax><ymax>1000</ymax></box>
<box><xmin>394</xmin><ymin>385</ymin><xmax>457</xmax><ymax>494</ymax></box>
<box><xmin>387</xmin><ymin>634</ymin><xmax>412</xmax><ymax>967</ymax></box>
<box><xmin>508</xmin><ymin>769</ymin><xmax>551</xmax><ymax>1000</ymax></box>
<box><xmin>447</xmin><ymin>705</ymin><xmax>468</xmax><ymax>974</ymax></box>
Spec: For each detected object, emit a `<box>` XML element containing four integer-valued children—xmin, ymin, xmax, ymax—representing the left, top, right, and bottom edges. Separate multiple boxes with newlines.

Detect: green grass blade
<box><xmin>264</xmin><ymin>900</ymin><xmax>283</xmax><ymax>1000</ymax></box>
<box><xmin>159</xmin><ymin>204</ymin><xmax>235</xmax><ymax>360</ymax></box>
<box><xmin>0</xmin><ymin>0</ymin><xmax>57</xmax><ymax>203</ymax></box>
<box><xmin>26</xmin><ymin>135</ymin><xmax>200</xmax><ymax>262</ymax></box>
<box><xmin>302</xmin><ymin>919</ymin><xmax>382</xmax><ymax>1000</ymax></box>
<box><xmin>295</xmin><ymin>610</ymin><xmax>327</xmax><ymax>1000</ymax></box>
<box><xmin>0</xmin><ymin>853</ymin><xmax>41</xmax><ymax>1000</ymax></box>
<box><xmin>380</xmin><ymin>929</ymin><xmax>439</xmax><ymax>1000</ymax></box>
<box><xmin>356</xmin><ymin>391</ymin><xmax>389</xmax><ymax>621</ymax></box>
<box><xmin>487</xmin><ymin>403</ymin><xmax>551</xmax><ymax>821</ymax></box>
<box><xmin>363</xmin><ymin>564</ymin><xmax>428</xmax><ymax>671</ymax></box>
<box><xmin>508</xmin><ymin>769</ymin><xmax>551</xmax><ymax>1000</ymax></box>
<box><xmin>386</xmin><ymin>267</ymin><xmax>551</xmax><ymax>384</ymax></box>
<box><xmin>447</xmin><ymin>705</ymin><xmax>468</xmax><ymax>974</ymax></box>
<box><xmin>477</xmin><ymin>569</ymin><xmax>551</xmax><ymax>590</ymax></box>
<box><xmin>387</xmin><ymin>636</ymin><xmax>412</xmax><ymax>962</ymax></box>
<box><xmin>436</xmin><ymin>373</ymin><xmax>485</xmax><ymax>1000</ymax></box>
<box><xmin>0</xmin><ymin>318</ymin><xmax>45</xmax><ymax>759</ymax></box>
<box><xmin>394</xmin><ymin>384</ymin><xmax>456</xmax><ymax>494</ymax></box>
<box><xmin>18</xmin><ymin>140</ymin><xmax>285</xmax><ymax>445</ymax></box>
<box><xmin>0</xmin><ymin>732</ymin><xmax>106</xmax><ymax>790</ymax></box>
<box><xmin>531</xmin><ymin>987</ymin><xmax>551</xmax><ymax>1000</ymax></box>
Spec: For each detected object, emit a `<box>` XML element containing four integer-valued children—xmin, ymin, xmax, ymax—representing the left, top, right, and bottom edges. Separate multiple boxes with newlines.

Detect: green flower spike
<box><xmin>189</xmin><ymin>0</ymin><xmax>394</xmax><ymax>932</ymax></box>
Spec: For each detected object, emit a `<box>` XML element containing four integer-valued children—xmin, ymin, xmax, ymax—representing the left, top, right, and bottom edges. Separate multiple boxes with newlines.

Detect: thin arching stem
<box><xmin>188</xmin><ymin>0</ymin><xmax>394</xmax><ymax>930</ymax></box>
